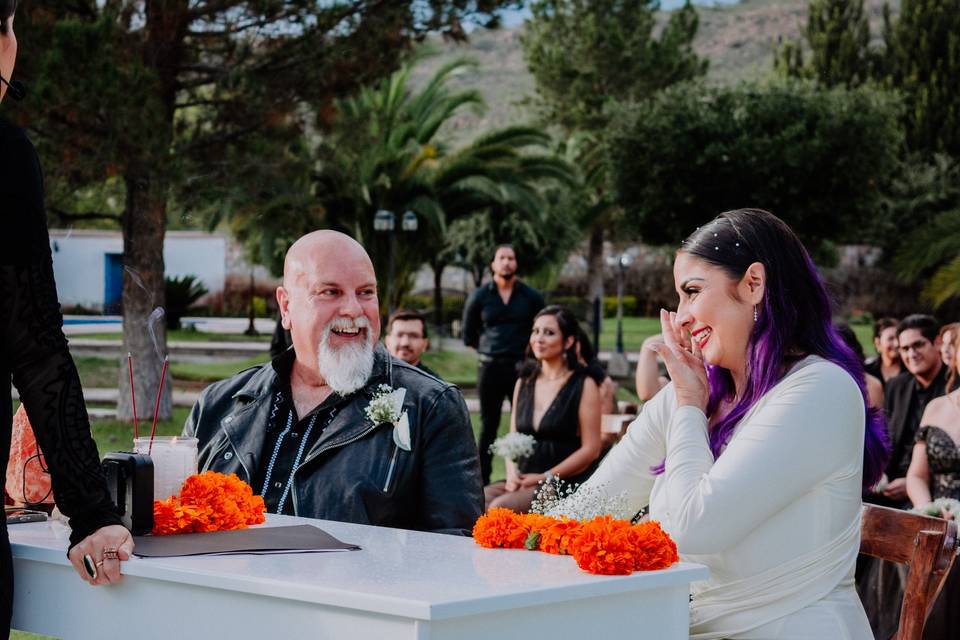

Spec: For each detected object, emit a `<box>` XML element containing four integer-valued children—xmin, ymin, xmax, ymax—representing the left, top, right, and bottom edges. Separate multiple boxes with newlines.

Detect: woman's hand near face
<box><xmin>651</xmin><ymin>309</ymin><xmax>709</xmax><ymax>413</ymax></box>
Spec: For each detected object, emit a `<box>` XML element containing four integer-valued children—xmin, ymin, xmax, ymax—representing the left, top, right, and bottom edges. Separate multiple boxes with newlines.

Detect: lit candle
<box><xmin>134</xmin><ymin>436</ymin><xmax>199</xmax><ymax>500</ymax></box>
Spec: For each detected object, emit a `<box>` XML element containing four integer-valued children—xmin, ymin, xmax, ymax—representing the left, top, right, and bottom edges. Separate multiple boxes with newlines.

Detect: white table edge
<box><xmin>11</xmin><ymin>539</ymin><xmax>707</xmax><ymax>621</ymax></box>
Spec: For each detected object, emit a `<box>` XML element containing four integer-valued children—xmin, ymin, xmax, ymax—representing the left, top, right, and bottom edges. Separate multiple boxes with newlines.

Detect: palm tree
<box><xmin>314</xmin><ymin>58</ymin><xmax>577</xmax><ymax>317</ymax></box>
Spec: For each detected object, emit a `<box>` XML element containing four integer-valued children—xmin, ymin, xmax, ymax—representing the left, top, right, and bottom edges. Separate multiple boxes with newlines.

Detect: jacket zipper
<box><xmin>383</xmin><ymin>445</ymin><xmax>400</xmax><ymax>493</ymax></box>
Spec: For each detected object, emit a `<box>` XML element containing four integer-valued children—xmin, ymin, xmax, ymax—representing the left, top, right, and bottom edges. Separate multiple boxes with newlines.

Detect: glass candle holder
<box><xmin>133</xmin><ymin>436</ymin><xmax>199</xmax><ymax>501</ymax></box>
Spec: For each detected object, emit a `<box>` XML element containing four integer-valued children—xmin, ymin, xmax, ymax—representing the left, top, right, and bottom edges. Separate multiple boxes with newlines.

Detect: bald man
<box><xmin>184</xmin><ymin>231</ymin><xmax>482</xmax><ymax>535</ymax></box>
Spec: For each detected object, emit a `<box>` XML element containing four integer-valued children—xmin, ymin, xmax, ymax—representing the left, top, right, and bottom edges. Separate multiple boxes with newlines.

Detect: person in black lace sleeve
<box><xmin>0</xmin><ymin>3</ymin><xmax>132</xmax><ymax>631</ymax></box>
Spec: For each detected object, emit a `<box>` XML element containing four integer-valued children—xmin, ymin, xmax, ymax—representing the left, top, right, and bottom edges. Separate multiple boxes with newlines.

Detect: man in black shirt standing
<box><xmin>462</xmin><ymin>245</ymin><xmax>544</xmax><ymax>484</ymax></box>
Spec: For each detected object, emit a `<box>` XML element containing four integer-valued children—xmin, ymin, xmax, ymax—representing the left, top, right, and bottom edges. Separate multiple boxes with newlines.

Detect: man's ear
<box><xmin>423</xmin><ymin>338</ymin><xmax>429</xmax><ymax>353</ymax></box>
<box><xmin>277</xmin><ymin>286</ymin><xmax>291</xmax><ymax>329</ymax></box>
<box><xmin>740</xmin><ymin>262</ymin><xmax>766</xmax><ymax>306</ymax></box>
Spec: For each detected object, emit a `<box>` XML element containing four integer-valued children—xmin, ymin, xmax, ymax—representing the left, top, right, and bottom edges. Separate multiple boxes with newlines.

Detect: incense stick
<box><xmin>149</xmin><ymin>356</ymin><xmax>169</xmax><ymax>455</ymax></box>
<box><xmin>127</xmin><ymin>353</ymin><xmax>139</xmax><ymax>440</ymax></box>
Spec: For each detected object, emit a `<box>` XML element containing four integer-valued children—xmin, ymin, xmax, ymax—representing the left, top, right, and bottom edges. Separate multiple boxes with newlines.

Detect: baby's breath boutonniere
<box><xmin>365</xmin><ymin>384</ymin><xmax>411</xmax><ymax>451</ymax></box>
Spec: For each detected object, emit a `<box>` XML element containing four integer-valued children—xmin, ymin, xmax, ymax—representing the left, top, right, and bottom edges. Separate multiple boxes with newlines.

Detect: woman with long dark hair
<box><xmin>572</xmin><ymin>210</ymin><xmax>889</xmax><ymax>639</ymax></box>
<box><xmin>1</xmin><ymin>2</ymin><xmax>133</xmax><ymax>632</ymax></box>
<box><xmin>484</xmin><ymin>305</ymin><xmax>602</xmax><ymax>513</ymax></box>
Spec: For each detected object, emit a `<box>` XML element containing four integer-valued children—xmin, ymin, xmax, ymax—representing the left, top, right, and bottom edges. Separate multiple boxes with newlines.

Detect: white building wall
<box><xmin>49</xmin><ymin>230</ymin><xmax>227</xmax><ymax>310</ymax></box>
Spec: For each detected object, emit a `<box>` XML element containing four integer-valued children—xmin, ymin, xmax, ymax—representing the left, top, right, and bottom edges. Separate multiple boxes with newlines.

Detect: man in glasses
<box><xmin>879</xmin><ymin>314</ymin><xmax>947</xmax><ymax>507</ymax></box>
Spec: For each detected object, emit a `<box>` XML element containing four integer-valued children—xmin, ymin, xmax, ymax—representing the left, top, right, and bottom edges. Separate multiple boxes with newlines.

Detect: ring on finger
<box><xmin>102</xmin><ymin>548</ymin><xmax>119</xmax><ymax>561</ymax></box>
<box><xmin>82</xmin><ymin>554</ymin><xmax>98</xmax><ymax>580</ymax></box>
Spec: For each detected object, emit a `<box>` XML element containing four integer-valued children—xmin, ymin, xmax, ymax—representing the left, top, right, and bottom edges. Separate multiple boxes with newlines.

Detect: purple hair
<box><xmin>655</xmin><ymin>209</ymin><xmax>889</xmax><ymax>490</ymax></box>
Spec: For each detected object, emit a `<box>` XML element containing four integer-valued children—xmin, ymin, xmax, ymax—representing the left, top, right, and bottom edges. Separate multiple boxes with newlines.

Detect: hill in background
<box><xmin>411</xmin><ymin>0</ymin><xmax>895</xmax><ymax>142</ymax></box>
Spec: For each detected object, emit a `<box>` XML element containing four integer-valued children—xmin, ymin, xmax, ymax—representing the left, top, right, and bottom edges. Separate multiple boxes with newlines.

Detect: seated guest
<box><xmin>384</xmin><ymin>309</ymin><xmax>438</xmax><ymax>378</ymax></box>
<box><xmin>184</xmin><ymin>231</ymin><xmax>482</xmax><ymax>535</ymax></box>
<box><xmin>635</xmin><ymin>333</ymin><xmax>669</xmax><ymax>401</ymax></box>
<box><xmin>904</xmin><ymin>326</ymin><xmax>960</xmax><ymax>639</ymax></box>
<box><xmin>878</xmin><ymin>314</ymin><xmax>947</xmax><ymax>507</ymax></box>
<box><xmin>574</xmin><ymin>324</ymin><xmax>617</xmax><ymax>415</ymax></box>
<box><xmin>939</xmin><ymin>322</ymin><xmax>958</xmax><ymax>369</ymax></box>
<box><xmin>835</xmin><ymin>323</ymin><xmax>884</xmax><ymax>408</ymax></box>
<box><xmin>484</xmin><ymin>306</ymin><xmax>602</xmax><ymax>513</ymax></box>
<box><xmin>864</xmin><ymin>317</ymin><xmax>902</xmax><ymax>384</ymax></box>
<box><xmin>859</xmin><ymin>313</ymin><xmax>947</xmax><ymax>637</ymax></box>
<box><xmin>569</xmin><ymin>209</ymin><xmax>888</xmax><ymax>639</ymax></box>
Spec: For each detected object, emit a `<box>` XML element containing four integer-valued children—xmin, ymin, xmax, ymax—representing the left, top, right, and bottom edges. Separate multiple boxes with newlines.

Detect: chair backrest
<box><xmin>860</xmin><ymin>504</ymin><xmax>959</xmax><ymax>640</ymax></box>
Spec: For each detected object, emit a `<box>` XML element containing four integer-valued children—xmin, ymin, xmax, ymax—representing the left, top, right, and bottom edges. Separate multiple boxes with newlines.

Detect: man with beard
<box><xmin>184</xmin><ymin>231</ymin><xmax>483</xmax><ymax>534</ymax></box>
<box><xmin>462</xmin><ymin>245</ymin><xmax>544</xmax><ymax>485</ymax></box>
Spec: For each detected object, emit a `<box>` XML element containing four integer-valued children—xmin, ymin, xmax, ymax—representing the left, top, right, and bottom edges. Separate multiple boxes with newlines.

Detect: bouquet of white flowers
<box><xmin>532</xmin><ymin>477</ymin><xmax>632</xmax><ymax>521</ymax></box>
<box><xmin>489</xmin><ymin>432</ymin><xmax>536</xmax><ymax>462</ymax></box>
<box><xmin>912</xmin><ymin>497</ymin><xmax>960</xmax><ymax>520</ymax></box>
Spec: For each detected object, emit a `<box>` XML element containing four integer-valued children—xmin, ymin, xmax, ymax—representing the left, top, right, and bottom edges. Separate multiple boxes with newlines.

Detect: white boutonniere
<box><xmin>365</xmin><ymin>384</ymin><xmax>411</xmax><ymax>451</ymax></box>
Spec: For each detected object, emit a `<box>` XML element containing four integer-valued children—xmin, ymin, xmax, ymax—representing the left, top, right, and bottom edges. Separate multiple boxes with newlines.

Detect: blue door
<box><xmin>104</xmin><ymin>253</ymin><xmax>124</xmax><ymax>314</ymax></box>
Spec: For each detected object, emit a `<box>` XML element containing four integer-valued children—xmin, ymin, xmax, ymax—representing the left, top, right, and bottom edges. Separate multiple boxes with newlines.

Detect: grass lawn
<box><xmin>597</xmin><ymin>316</ymin><xmax>663</xmax><ymax>352</ymax></box>
<box><xmin>71</xmin><ymin>329</ymin><xmax>270</xmax><ymax>342</ymax></box>
<box><xmin>74</xmin><ymin>351</ymin><xmax>477</xmax><ymax>389</ymax></box>
<box><xmin>420</xmin><ymin>349</ymin><xmax>478</xmax><ymax>386</ymax></box>
<box><xmin>598</xmin><ymin>316</ymin><xmax>877</xmax><ymax>356</ymax></box>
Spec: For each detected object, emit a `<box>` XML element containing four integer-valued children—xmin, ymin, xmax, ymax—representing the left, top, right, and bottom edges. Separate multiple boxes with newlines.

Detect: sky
<box><xmin>497</xmin><ymin>0</ymin><xmax>741</xmax><ymax>27</ymax></box>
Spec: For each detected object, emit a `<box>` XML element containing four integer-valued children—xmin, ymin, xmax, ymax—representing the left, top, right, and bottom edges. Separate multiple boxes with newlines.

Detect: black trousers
<box><xmin>477</xmin><ymin>358</ymin><xmax>520</xmax><ymax>485</ymax></box>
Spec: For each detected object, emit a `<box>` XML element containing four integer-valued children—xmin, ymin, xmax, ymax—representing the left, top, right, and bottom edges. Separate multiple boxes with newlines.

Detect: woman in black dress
<box><xmin>906</xmin><ymin>328</ymin><xmax>960</xmax><ymax>638</ymax></box>
<box><xmin>483</xmin><ymin>306</ymin><xmax>602</xmax><ymax>512</ymax></box>
<box><xmin>1</xmin><ymin>2</ymin><xmax>133</xmax><ymax>632</ymax></box>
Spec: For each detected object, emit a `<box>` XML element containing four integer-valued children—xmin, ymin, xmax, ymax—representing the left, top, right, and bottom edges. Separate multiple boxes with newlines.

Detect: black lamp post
<box><xmin>374</xmin><ymin>209</ymin><xmax>418</xmax><ymax>316</ymax></box>
<box><xmin>606</xmin><ymin>251</ymin><xmax>633</xmax><ymax>377</ymax></box>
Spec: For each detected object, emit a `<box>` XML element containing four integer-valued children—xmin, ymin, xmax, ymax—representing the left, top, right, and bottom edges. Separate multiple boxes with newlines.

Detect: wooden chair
<box><xmin>860</xmin><ymin>504</ymin><xmax>959</xmax><ymax>640</ymax></box>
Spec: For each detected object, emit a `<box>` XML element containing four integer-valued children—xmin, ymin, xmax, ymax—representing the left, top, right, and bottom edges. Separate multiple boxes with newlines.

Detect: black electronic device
<box><xmin>5</xmin><ymin>508</ymin><xmax>48</xmax><ymax>525</ymax></box>
<box><xmin>102</xmin><ymin>452</ymin><xmax>154</xmax><ymax>535</ymax></box>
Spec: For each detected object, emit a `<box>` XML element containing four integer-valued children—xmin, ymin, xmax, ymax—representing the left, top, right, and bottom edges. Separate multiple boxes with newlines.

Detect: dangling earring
<box><xmin>753</xmin><ymin>305</ymin><xmax>759</xmax><ymax>323</ymax></box>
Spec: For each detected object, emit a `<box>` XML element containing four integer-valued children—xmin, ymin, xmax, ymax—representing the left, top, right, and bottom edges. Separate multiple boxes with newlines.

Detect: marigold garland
<box><xmin>472</xmin><ymin>508</ymin><xmax>529</xmax><ymax>549</ymax></box>
<box><xmin>152</xmin><ymin>471</ymin><xmax>266</xmax><ymax>535</ymax></box>
<box><xmin>472</xmin><ymin>510</ymin><xmax>679</xmax><ymax>576</ymax></box>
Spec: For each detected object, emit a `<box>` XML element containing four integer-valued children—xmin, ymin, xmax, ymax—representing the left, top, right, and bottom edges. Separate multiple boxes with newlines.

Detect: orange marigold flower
<box><xmin>629</xmin><ymin>521</ymin><xmax>679</xmax><ymax>571</ymax></box>
<box><xmin>473</xmin><ymin>508</ymin><xmax>528</xmax><ymax>549</ymax></box>
<box><xmin>152</xmin><ymin>471</ymin><xmax>266</xmax><ymax>536</ymax></box>
<box><xmin>539</xmin><ymin>518</ymin><xmax>584</xmax><ymax>555</ymax></box>
<box><xmin>569</xmin><ymin>516</ymin><xmax>638</xmax><ymax>575</ymax></box>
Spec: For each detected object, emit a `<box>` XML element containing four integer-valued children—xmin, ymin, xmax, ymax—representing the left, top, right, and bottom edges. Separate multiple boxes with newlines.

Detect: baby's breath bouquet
<box><xmin>912</xmin><ymin>498</ymin><xmax>960</xmax><ymax>520</ymax></box>
<box><xmin>532</xmin><ymin>477</ymin><xmax>632</xmax><ymax>521</ymax></box>
<box><xmin>489</xmin><ymin>432</ymin><xmax>536</xmax><ymax>462</ymax></box>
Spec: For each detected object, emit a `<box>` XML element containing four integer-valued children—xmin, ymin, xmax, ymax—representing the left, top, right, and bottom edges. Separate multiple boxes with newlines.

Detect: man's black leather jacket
<box><xmin>183</xmin><ymin>345</ymin><xmax>483</xmax><ymax>535</ymax></box>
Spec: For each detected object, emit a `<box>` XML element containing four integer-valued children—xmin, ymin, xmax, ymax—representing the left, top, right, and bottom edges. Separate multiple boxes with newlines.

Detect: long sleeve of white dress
<box><xmin>580</xmin><ymin>356</ymin><xmax>872</xmax><ymax>640</ymax></box>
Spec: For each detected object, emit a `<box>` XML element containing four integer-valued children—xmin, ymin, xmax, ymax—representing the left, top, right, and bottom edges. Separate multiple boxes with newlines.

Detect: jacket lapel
<box><xmin>219</xmin><ymin>365</ymin><xmax>278</xmax><ymax>482</ymax></box>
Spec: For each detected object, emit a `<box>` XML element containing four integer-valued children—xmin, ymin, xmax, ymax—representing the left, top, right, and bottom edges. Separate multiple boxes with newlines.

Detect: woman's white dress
<box><xmin>582</xmin><ymin>356</ymin><xmax>872</xmax><ymax>639</ymax></box>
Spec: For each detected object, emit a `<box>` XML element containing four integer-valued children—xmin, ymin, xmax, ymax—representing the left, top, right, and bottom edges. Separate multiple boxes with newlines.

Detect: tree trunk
<box><xmin>116</xmin><ymin>168</ymin><xmax>173</xmax><ymax>423</ymax></box>
<box><xmin>586</xmin><ymin>224</ymin><xmax>605</xmax><ymax>333</ymax></box>
<box><xmin>115</xmin><ymin>2</ymin><xmax>185</xmax><ymax>425</ymax></box>
<box><xmin>432</xmin><ymin>259</ymin><xmax>446</xmax><ymax>332</ymax></box>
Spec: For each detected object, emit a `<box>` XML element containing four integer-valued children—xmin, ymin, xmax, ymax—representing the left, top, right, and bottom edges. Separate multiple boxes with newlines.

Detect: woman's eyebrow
<box><xmin>680</xmin><ymin>277</ymin><xmax>705</xmax><ymax>289</ymax></box>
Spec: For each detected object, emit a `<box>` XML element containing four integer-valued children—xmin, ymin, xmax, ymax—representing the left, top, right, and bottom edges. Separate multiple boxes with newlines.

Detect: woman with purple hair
<box><xmin>573</xmin><ymin>209</ymin><xmax>889</xmax><ymax>639</ymax></box>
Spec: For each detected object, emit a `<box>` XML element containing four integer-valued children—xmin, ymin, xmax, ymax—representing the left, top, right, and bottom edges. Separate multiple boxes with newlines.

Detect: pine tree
<box><xmin>776</xmin><ymin>0</ymin><xmax>873</xmax><ymax>87</ymax></box>
<box><xmin>882</xmin><ymin>0</ymin><xmax>960</xmax><ymax>155</ymax></box>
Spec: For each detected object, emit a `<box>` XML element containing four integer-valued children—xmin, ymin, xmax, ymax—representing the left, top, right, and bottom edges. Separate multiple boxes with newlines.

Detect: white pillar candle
<box><xmin>133</xmin><ymin>436</ymin><xmax>199</xmax><ymax>501</ymax></box>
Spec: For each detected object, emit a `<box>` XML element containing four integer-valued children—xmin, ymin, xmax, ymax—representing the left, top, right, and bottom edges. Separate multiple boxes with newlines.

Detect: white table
<box><xmin>10</xmin><ymin>515</ymin><xmax>707</xmax><ymax>639</ymax></box>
